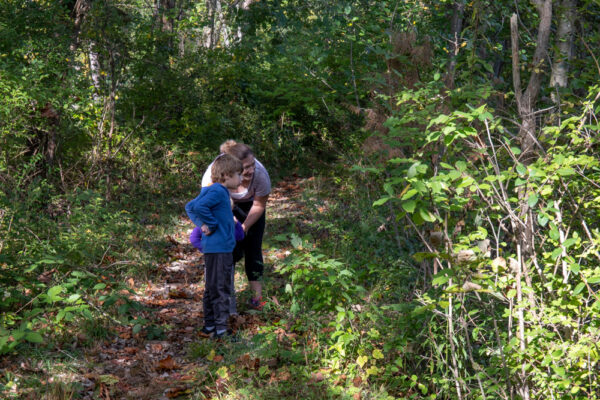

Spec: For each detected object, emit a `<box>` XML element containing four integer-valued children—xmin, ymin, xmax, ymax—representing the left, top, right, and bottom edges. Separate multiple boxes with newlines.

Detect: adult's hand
<box><xmin>241</xmin><ymin>194</ymin><xmax>269</xmax><ymax>233</ymax></box>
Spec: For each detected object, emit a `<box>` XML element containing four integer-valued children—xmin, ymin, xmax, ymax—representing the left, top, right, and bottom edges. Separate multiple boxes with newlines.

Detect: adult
<box><xmin>202</xmin><ymin>140</ymin><xmax>271</xmax><ymax>310</ymax></box>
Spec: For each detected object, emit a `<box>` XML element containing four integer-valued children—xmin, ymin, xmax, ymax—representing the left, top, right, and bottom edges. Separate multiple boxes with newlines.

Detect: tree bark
<box><xmin>446</xmin><ymin>0</ymin><xmax>466</xmax><ymax>89</ymax></box>
<box><xmin>550</xmin><ymin>0</ymin><xmax>576</xmax><ymax>98</ymax></box>
<box><xmin>510</xmin><ymin>3</ymin><xmax>552</xmax><ymax>261</ymax></box>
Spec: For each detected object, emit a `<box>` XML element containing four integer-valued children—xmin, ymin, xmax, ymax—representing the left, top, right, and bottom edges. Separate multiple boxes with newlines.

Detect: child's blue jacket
<box><xmin>185</xmin><ymin>183</ymin><xmax>236</xmax><ymax>253</ymax></box>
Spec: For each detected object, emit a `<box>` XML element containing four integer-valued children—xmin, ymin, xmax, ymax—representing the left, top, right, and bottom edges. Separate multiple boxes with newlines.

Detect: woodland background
<box><xmin>1</xmin><ymin>0</ymin><xmax>600</xmax><ymax>399</ymax></box>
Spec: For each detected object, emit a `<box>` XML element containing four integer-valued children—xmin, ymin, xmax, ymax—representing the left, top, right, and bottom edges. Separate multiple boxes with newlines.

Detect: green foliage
<box><xmin>370</xmin><ymin>76</ymin><xmax>600</xmax><ymax>397</ymax></box>
<box><xmin>277</xmin><ymin>234</ymin><xmax>360</xmax><ymax>313</ymax></box>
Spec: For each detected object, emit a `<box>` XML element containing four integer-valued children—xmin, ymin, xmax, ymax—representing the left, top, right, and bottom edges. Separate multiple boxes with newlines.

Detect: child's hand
<box><xmin>201</xmin><ymin>224</ymin><xmax>212</xmax><ymax>236</ymax></box>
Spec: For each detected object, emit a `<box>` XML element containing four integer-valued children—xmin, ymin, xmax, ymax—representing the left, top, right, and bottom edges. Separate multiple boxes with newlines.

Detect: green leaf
<box><xmin>373</xmin><ymin>197</ymin><xmax>391</xmax><ymax>206</ymax></box>
<box><xmin>401</xmin><ymin>189</ymin><xmax>418</xmax><ymax>200</ymax></box>
<box><xmin>402</xmin><ymin>200</ymin><xmax>416</xmax><ymax>213</ymax></box>
<box><xmin>407</xmin><ymin>163</ymin><xmax>419</xmax><ymax>178</ymax></box>
<box><xmin>455</xmin><ymin>161</ymin><xmax>467</xmax><ymax>172</ymax></box>
<box><xmin>551</xmin><ymin>247</ymin><xmax>563</xmax><ymax>261</ymax></box>
<box><xmin>432</xmin><ymin>274</ymin><xmax>449</xmax><ymax>286</ymax></box>
<box><xmin>573</xmin><ymin>282</ymin><xmax>585</xmax><ymax>295</ymax></box>
<box><xmin>557</xmin><ymin>168</ymin><xmax>575</xmax><ymax>176</ymax></box>
<box><xmin>418</xmin><ymin>207</ymin><xmax>436</xmax><ymax>222</ymax></box>
<box><xmin>47</xmin><ymin>285</ymin><xmax>64</xmax><ymax>302</ymax></box>
<box><xmin>291</xmin><ymin>235</ymin><xmax>302</xmax><ymax>249</ymax></box>
<box><xmin>357</xmin><ymin>355</ymin><xmax>368</xmax><ymax>368</ymax></box>
<box><xmin>587</xmin><ymin>276</ymin><xmax>600</xmax><ymax>284</ymax></box>
<box><xmin>372</xmin><ymin>349</ymin><xmax>384</xmax><ymax>360</ymax></box>
<box><xmin>25</xmin><ymin>331</ymin><xmax>44</xmax><ymax>343</ymax></box>
<box><xmin>527</xmin><ymin>194</ymin><xmax>539</xmax><ymax>208</ymax></box>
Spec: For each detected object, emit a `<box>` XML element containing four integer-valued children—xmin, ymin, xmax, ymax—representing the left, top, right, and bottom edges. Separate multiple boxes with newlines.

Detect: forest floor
<box><xmin>75</xmin><ymin>176</ymin><xmax>308</xmax><ymax>399</ymax></box>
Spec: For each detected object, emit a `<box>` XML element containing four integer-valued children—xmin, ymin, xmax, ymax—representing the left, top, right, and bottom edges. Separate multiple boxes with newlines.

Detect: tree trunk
<box><xmin>510</xmin><ymin>2</ymin><xmax>552</xmax><ymax>260</ymax></box>
<box><xmin>446</xmin><ymin>0</ymin><xmax>466</xmax><ymax>89</ymax></box>
<box><xmin>550</xmin><ymin>0</ymin><xmax>576</xmax><ymax>98</ymax></box>
<box><xmin>89</xmin><ymin>44</ymin><xmax>102</xmax><ymax>100</ymax></box>
<box><xmin>509</xmin><ymin>5</ymin><xmax>553</xmax><ymax>398</ymax></box>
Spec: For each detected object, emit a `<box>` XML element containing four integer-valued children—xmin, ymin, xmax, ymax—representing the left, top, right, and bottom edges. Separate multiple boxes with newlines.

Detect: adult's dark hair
<box><xmin>227</xmin><ymin>143</ymin><xmax>254</xmax><ymax>161</ymax></box>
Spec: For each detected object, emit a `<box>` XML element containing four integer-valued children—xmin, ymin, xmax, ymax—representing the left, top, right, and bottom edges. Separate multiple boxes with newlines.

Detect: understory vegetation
<box><xmin>2</xmin><ymin>0</ymin><xmax>600</xmax><ymax>399</ymax></box>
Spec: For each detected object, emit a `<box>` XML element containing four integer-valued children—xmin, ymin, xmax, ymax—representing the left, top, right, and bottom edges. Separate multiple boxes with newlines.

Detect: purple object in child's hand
<box><xmin>190</xmin><ymin>221</ymin><xmax>245</xmax><ymax>253</ymax></box>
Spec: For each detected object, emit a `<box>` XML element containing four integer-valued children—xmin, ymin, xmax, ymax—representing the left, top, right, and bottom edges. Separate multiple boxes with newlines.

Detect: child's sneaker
<box><xmin>247</xmin><ymin>296</ymin><xmax>266</xmax><ymax>310</ymax></box>
<box><xmin>214</xmin><ymin>329</ymin><xmax>237</xmax><ymax>342</ymax></box>
<box><xmin>199</xmin><ymin>326</ymin><xmax>215</xmax><ymax>338</ymax></box>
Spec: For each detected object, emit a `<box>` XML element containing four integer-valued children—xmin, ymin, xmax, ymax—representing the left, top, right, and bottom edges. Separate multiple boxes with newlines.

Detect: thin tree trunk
<box><xmin>510</xmin><ymin>2</ymin><xmax>552</xmax><ymax>260</ymax></box>
<box><xmin>550</xmin><ymin>0</ymin><xmax>576</xmax><ymax>99</ymax></box>
<box><xmin>446</xmin><ymin>0</ymin><xmax>466</xmax><ymax>89</ymax></box>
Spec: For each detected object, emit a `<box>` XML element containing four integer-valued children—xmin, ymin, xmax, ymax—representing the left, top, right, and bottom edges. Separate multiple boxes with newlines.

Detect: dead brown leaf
<box><xmin>169</xmin><ymin>289</ymin><xmax>192</xmax><ymax>299</ymax></box>
<box><xmin>215</xmin><ymin>377</ymin><xmax>228</xmax><ymax>393</ymax></box>
<box><xmin>310</xmin><ymin>371</ymin><xmax>325</xmax><ymax>383</ymax></box>
<box><xmin>353</xmin><ymin>376</ymin><xmax>363</xmax><ymax>387</ymax></box>
<box><xmin>265</xmin><ymin>358</ymin><xmax>278</xmax><ymax>367</ymax></box>
<box><xmin>165</xmin><ymin>386</ymin><xmax>190</xmax><ymax>398</ymax></box>
<box><xmin>37</xmin><ymin>268</ymin><xmax>57</xmax><ymax>283</ymax></box>
<box><xmin>157</xmin><ymin>355</ymin><xmax>179</xmax><ymax>371</ymax></box>
<box><xmin>213</xmin><ymin>355</ymin><xmax>224</xmax><ymax>363</ymax></box>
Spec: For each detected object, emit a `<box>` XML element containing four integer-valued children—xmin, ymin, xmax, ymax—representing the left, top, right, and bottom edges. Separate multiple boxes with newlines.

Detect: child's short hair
<box><xmin>210</xmin><ymin>153</ymin><xmax>242</xmax><ymax>183</ymax></box>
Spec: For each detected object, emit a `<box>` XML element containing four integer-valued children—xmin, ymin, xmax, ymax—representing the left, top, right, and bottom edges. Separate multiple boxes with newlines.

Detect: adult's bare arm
<box><xmin>241</xmin><ymin>194</ymin><xmax>269</xmax><ymax>232</ymax></box>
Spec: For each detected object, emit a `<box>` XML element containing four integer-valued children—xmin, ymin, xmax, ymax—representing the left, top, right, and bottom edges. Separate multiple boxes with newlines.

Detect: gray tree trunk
<box><xmin>550</xmin><ymin>0</ymin><xmax>576</xmax><ymax>97</ymax></box>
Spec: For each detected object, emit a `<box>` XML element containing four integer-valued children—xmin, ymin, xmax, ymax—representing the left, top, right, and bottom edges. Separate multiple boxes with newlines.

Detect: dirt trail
<box><xmin>82</xmin><ymin>177</ymin><xmax>306</xmax><ymax>399</ymax></box>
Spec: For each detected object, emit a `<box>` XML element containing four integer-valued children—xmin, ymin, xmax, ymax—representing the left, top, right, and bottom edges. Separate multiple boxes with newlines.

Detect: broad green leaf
<box><xmin>357</xmin><ymin>355</ymin><xmax>368</xmax><ymax>368</ymax></box>
<box><xmin>557</xmin><ymin>168</ymin><xmax>575</xmax><ymax>176</ymax></box>
<box><xmin>402</xmin><ymin>200</ymin><xmax>416</xmax><ymax>213</ymax></box>
<box><xmin>25</xmin><ymin>331</ymin><xmax>44</xmax><ymax>343</ymax></box>
<box><xmin>573</xmin><ymin>282</ymin><xmax>585</xmax><ymax>295</ymax></box>
<box><xmin>432</xmin><ymin>275</ymin><xmax>449</xmax><ymax>286</ymax></box>
<box><xmin>401</xmin><ymin>189</ymin><xmax>418</xmax><ymax>200</ymax></box>
<box><xmin>527</xmin><ymin>194</ymin><xmax>539</xmax><ymax>207</ymax></box>
<box><xmin>418</xmin><ymin>207</ymin><xmax>436</xmax><ymax>222</ymax></box>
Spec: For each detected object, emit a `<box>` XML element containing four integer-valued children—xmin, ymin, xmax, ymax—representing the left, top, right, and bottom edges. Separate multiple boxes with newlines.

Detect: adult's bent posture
<box><xmin>202</xmin><ymin>141</ymin><xmax>271</xmax><ymax>310</ymax></box>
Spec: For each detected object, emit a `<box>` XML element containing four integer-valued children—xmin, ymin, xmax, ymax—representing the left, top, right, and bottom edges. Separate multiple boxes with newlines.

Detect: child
<box><xmin>185</xmin><ymin>154</ymin><xmax>242</xmax><ymax>339</ymax></box>
<box><xmin>189</xmin><ymin>210</ymin><xmax>244</xmax><ymax>314</ymax></box>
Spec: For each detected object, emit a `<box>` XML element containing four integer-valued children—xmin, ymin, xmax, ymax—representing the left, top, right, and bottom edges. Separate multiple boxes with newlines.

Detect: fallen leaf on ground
<box><xmin>169</xmin><ymin>289</ymin><xmax>192</xmax><ymax>299</ymax></box>
<box><xmin>165</xmin><ymin>386</ymin><xmax>191</xmax><ymax>398</ymax></box>
<box><xmin>157</xmin><ymin>355</ymin><xmax>179</xmax><ymax>371</ymax></box>
<box><xmin>353</xmin><ymin>376</ymin><xmax>363</xmax><ymax>387</ymax></box>
<box><xmin>310</xmin><ymin>371</ymin><xmax>325</xmax><ymax>383</ymax></box>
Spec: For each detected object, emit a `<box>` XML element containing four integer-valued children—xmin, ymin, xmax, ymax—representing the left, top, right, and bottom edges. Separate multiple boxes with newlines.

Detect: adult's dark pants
<box><xmin>203</xmin><ymin>252</ymin><xmax>233</xmax><ymax>331</ymax></box>
<box><xmin>233</xmin><ymin>201</ymin><xmax>265</xmax><ymax>281</ymax></box>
